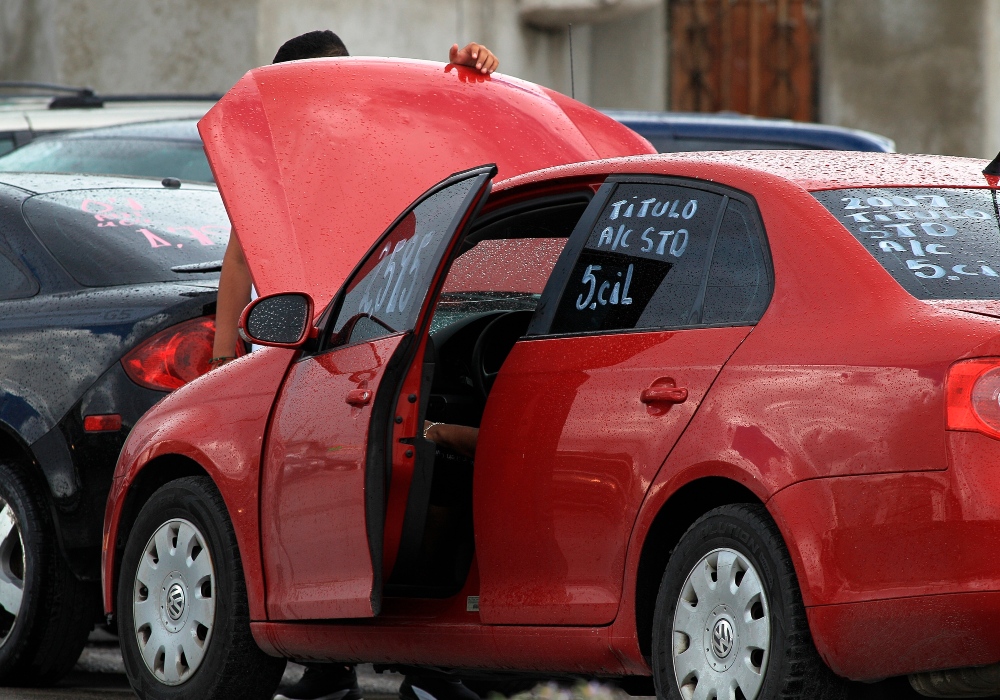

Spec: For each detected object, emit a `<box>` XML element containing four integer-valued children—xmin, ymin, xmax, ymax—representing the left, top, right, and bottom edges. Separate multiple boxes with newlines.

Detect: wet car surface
<box><xmin>0</xmin><ymin>173</ymin><xmax>226</xmax><ymax>686</ymax></box>
<box><xmin>102</xmin><ymin>58</ymin><xmax>1000</xmax><ymax>700</ymax></box>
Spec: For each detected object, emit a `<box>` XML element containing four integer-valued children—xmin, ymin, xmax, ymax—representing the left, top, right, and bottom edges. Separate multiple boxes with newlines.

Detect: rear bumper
<box><xmin>808</xmin><ymin>592</ymin><xmax>1000</xmax><ymax>680</ymax></box>
<box><xmin>770</xmin><ymin>431</ymin><xmax>1000</xmax><ymax>680</ymax></box>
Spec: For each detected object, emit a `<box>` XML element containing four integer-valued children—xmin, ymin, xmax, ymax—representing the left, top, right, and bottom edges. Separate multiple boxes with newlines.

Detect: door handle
<box><xmin>640</xmin><ymin>386</ymin><xmax>688</xmax><ymax>404</ymax></box>
<box><xmin>346</xmin><ymin>389</ymin><xmax>372</xmax><ymax>407</ymax></box>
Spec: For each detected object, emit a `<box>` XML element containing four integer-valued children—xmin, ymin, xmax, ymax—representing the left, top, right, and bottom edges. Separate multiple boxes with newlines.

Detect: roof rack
<box><xmin>0</xmin><ymin>81</ymin><xmax>221</xmax><ymax>109</ymax></box>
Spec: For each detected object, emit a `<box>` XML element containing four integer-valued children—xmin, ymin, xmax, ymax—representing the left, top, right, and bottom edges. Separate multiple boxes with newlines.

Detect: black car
<box><xmin>0</xmin><ymin>120</ymin><xmax>213</xmax><ymax>183</ymax></box>
<box><xmin>0</xmin><ymin>172</ymin><xmax>226</xmax><ymax>683</ymax></box>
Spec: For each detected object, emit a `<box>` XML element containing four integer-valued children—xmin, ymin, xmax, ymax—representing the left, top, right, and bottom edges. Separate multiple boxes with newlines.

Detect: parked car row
<box><xmin>12</xmin><ymin>61</ymin><xmax>992</xmax><ymax>700</ymax></box>
<box><xmin>97</xmin><ymin>58</ymin><xmax>1000</xmax><ymax>700</ymax></box>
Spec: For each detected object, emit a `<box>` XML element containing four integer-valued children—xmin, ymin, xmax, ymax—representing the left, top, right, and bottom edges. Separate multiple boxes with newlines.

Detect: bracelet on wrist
<box><xmin>423</xmin><ymin>422</ymin><xmax>442</xmax><ymax>439</ymax></box>
<box><xmin>209</xmin><ymin>355</ymin><xmax>236</xmax><ymax>366</ymax></box>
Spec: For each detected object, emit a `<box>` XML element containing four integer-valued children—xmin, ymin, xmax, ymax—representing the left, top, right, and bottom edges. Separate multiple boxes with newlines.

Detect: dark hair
<box><xmin>272</xmin><ymin>30</ymin><xmax>349</xmax><ymax>64</ymax></box>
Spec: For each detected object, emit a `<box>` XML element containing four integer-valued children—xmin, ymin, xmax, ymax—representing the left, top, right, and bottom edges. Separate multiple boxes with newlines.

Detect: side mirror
<box><xmin>238</xmin><ymin>292</ymin><xmax>314</xmax><ymax>348</ymax></box>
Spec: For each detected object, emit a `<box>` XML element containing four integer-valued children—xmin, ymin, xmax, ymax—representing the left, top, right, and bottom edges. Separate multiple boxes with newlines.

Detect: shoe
<box><xmin>275</xmin><ymin>664</ymin><xmax>363</xmax><ymax>700</ymax></box>
<box><xmin>400</xmin><ymin>676</ymin><xmax>481</xmax><ymax>700</ymax></box>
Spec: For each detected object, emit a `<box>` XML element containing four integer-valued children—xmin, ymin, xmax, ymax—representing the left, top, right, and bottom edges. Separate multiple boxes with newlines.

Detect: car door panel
<box><xmin>474</xmin><ymin>326</ymin><xmax>749</xmax><ymax>625</ymax></box>
<box><xmin>261</xmin><ymin>334</ymin><xmax>404</xmax><ymax>620</ymax></box>
<box><xmin>261</xmin><ymin>166</ymin><xmax>495</xmax><ymax>620</ymax></box>
<box><xmin>473</xmin><ymin>176</ymin><xmax>771</xmax><ymax>625</ymax></box>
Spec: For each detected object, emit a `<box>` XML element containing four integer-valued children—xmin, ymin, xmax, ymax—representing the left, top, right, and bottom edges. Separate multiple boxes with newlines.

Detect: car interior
<box><xmin>384</xmin><ymin>191</ymin><xmax>593</xmax><ymax>598</ymax></box>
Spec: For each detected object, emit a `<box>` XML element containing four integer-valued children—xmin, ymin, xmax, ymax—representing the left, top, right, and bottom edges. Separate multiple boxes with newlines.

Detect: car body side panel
<box><xmin>251</xmin><ymin>620</ymin><xmax>635</xmax><ymax>675</ymax></box>
<box><xmin>766</xmin><ymin>431</ymin><xmax>1000</xmax><ymax>680</ymax></box>
<box><xmin>199</xmin><ymin>58</ymin><xmax>654</xmax><ymax>307</ymax></box>
<box><xmin>103</xmin><ymin>346</ymin><xmax>296</xmax><ymax>618</ymax></box>
<box><xmin>262</xmin><ymin>335</ymin><xmax>405</xmax><ymax>620</ymax></box>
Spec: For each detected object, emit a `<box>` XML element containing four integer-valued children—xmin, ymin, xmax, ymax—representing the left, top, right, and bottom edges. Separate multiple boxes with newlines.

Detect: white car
<box><xmin>0</xmin><ymin>82</ymin><xmax>217</xmax><ymax>156</ymax></box>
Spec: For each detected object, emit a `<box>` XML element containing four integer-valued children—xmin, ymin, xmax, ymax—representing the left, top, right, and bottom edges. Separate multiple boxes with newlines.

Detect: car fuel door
<box><xmin>474</xmin><ymin>177</ymin><xmax>772</xmax><ymax>624</ymax></box>
<box><xmin>261</xmin><ymin>166</ymin><xmax>495</xmax><ymax>620</ymax></box>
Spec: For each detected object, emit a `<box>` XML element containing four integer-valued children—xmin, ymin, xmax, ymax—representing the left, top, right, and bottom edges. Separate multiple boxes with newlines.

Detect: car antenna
<box><xmin>567</xmin><ymin>23</ymin><xmax>576</xmax><ymax>100</ymax></box>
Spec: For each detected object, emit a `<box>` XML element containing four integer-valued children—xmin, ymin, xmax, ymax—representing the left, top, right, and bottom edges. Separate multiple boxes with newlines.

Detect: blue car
<box><xmin>606</xmin><ymin>110</ymin><xmax>895</xmax><ymax>153</ymax></box>
<box><xmin>0</xmin><ymin>111</ymin><xmax>895</xmax><ymax>187</ymax></box>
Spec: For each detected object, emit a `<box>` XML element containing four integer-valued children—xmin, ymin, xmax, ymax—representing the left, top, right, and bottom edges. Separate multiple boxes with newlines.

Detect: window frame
<box><xmin>0</xmin><ymin>243</ymin><xmax>39</xmax><ymax>300</ymax></box>
<box><xmin>527</xmin><ymin>174</ymin><xmax>774</xmax><ymax>338</ymax></box>
<box><xmin>313</xmin><ymin>166</ymin><xmax>496</xmax><ymax>356</ymax></box>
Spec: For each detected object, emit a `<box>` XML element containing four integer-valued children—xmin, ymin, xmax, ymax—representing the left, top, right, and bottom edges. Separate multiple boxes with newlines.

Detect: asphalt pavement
<box><xmin>0</xmin><ymin>641</ymin><xmax>404</xmax><ymax>700</ymax></box>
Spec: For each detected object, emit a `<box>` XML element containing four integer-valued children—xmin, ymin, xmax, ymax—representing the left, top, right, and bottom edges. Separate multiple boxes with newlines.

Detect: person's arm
<box><xmin>448</xmin><ymin>42</ymin><xmax>499</xmax><ymax>74</ymax></box>
<box><xmin>424</xmin><ymin>421</ymin><xmax>479</xmax><ymax>459</ymax></box>
<box><xmin>211</xmin><ymin>232</ymin><xmax>253</xmax><ymax>367</ymax></box>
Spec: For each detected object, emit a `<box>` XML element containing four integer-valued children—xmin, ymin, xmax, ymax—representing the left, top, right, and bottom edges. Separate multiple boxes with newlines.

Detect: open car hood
<box><xmin>199</xmin><ymin>57</ymin><xmax>654</xmax><ymax>307</ymax></box>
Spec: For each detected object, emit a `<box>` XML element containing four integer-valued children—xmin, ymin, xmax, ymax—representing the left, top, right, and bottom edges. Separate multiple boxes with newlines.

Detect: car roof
<box><xmin>606</xmin><ymin>110</ymin><xmax>896</xmax><ymax>153</ymax></box>
<box><xmin>0</xmin><ymin>171</ymin><xmax>218</xmax><ymax>195</ymax></box>
<box><xmin>495</xmin><ymin>151</ymin><xmax>997</xmax><ymax>193</ymax></box>
<box><xmin>0</xmin><ymin>97</ymin><xmax>213</xmax><ymax>133</ymax></box>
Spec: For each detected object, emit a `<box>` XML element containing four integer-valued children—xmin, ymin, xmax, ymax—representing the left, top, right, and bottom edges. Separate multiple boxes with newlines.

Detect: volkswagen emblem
<box><xmin>166</xmin><ymin>583</ymin><xmax>186</xmax><ymax>621</ymax></box>
<box><xmin>712</xmin><ymin>618</ymin><xmax>734</xmax><ymax>659</ymax></box>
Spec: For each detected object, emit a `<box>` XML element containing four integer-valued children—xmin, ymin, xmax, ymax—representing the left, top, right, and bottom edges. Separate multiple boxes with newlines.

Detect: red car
<box><xmin>102</xmin><ymin>58</ymin><xmax>1000</xmax><ymax>700</ymax></box>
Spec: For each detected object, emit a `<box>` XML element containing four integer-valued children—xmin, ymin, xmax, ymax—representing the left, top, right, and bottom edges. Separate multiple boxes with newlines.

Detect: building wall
<box><xmin>820</xmin><ymin>0</ymin><xmax>1000</xmax><ymax>158</ymax></box>
<box><xmin>0</xmin><ymin>0</ymin><xmax>666</xmax><ymax>111</ymax></box>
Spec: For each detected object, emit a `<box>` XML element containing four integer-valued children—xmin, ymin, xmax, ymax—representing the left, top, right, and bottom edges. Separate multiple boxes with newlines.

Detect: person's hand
<box><xmin>449</xmin><ymin>43</ymin><xmax>499</xmax><ymax>74</ymax></box>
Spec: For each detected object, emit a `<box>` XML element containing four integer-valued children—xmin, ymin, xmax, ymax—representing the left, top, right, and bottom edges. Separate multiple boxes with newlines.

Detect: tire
<box><xmin>0</xmin><ymin>459</ymin><xmax>95</xmax><ymax>685</ymax></box>
<box><xmin>651</xmin><ymin>504</ymin><xmax>848</xmax><ymax>700</ymax></box>
<box><xmin>117</xmin><ymin>476</ymin><xmax>285</xmax><ymax>700</ymax></box>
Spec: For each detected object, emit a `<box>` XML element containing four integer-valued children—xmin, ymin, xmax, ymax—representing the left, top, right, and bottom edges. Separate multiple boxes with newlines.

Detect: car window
<box><xmin>813</xmin><ymin>188</ymin><xmax>1000</xmax><ymax>300</ymax></box>
<box><xmin>549</xmin><ymin>182</ymin><xmax>725</xmax><ymax>334</ymax></box>
<box><xmin>0</xmin><ymin>136</ymin><xmax>15</xmax><ymax>157</ymax></box>
<box><xmin>0</xmin><ymin>138</ymin><xmax>214</xmax><ymax>183</ymax></box>
<box><xmin>702</xmin><ymin>200</ymin><xmax>771</xmax><ymax>325</ymax></box>
<box><xmin>649</xmin><ymin>137</ymin><xmax>802</xmax><ymax>153</ymax></box>
<box><xmin>331</xmin><ymin>175</ymin><xmax>481</xmax><ymax>346</ymax></box>
<box><xmin>22</xmin><ymin>188</ymin><xmax>229</xmax><ymax>286</ymax></box>
<box><xmin>431</xmin><ymin>238</ymin><xmax>566</xmax><ymax>333</ymax></box>
<box><xmin>0</xmin><ymin>250</ymin><xmax>37</xmax><ymax>299</ymax></box>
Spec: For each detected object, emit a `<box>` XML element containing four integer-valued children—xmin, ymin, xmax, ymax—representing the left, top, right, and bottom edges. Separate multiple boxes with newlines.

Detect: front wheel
<box><xmin>117</xmin><ymin>476</ymin><xmax>284</xmax><ymax>700</ymax></box>
<box><xmin>651</xmin><ymin>504</ymin><xmax>847</xmax><ymax>700</ymax></box>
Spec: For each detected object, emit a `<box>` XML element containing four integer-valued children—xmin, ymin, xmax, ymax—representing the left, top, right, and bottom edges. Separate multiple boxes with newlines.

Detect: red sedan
<box><xmin>103</xmin><ymin>58</ymin><xmax>1000</xmax><ymax>700</ymax></box>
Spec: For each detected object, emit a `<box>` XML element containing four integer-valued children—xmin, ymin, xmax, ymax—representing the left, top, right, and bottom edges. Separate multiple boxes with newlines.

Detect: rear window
<box><xmin>23</xmin><ymin>188</ymin><xmax>229</xmax><ymax>286</ymax></box>
<box><xmin>813</xmin><ymin>188</ymin><xmax>1000</xmax><ymax>300</ymax></box>
<box><xmin>0</xmin><ymin>138</ymin><xmax>213</xmax><ymax>183</ymax></box>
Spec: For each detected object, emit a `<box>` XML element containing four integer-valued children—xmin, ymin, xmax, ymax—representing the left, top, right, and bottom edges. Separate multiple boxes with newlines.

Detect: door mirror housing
<box><xmin>239</xmin><ymin>292</ymin><xmax>314</xmax><ymax>348</ymax></box>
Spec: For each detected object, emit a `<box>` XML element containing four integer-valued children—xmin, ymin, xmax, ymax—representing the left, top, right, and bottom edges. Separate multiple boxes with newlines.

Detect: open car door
<box><xmin>260</xmin><ymin>166</ymin><xmax>495</xmax><ymax>620</ymax></box>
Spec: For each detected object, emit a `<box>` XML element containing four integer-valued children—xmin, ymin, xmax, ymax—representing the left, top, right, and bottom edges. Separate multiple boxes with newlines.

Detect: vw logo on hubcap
<box><xmin>712</xmin><ymin>618</ymin><xmax>734</xmax><ymax>659</ymax></box>
<box><xmin>165</xmin><ymin>583</ymin><xmax>186</xmax><ymax>621</ymax></box>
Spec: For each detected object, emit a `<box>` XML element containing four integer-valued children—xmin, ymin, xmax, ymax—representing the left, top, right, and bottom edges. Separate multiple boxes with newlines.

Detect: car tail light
<box><xmin>121</xmin><ymin>316</ymin><xmax>215</xmax><ymax>391</ymax></box>
<box><xmin>947</xmin><ymin>358</ymin><xmax>1000</xmax><ymax>439</ymax></box>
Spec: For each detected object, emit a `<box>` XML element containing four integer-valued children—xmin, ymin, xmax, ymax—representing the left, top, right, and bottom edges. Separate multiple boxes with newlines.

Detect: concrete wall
<box><xmin>0</xmin><ymin>0</ymin><xmax>258</xmax><ymax>94</ymax></box>
<box><xmin>0</xmin><ymin>0</ymin><xmax>667</xmax><ymax>111</ymax></box>
<box><xmin>820</xmin><ymin>0</ymin><xmax>1000</xmax><ymax>158</ymax></box>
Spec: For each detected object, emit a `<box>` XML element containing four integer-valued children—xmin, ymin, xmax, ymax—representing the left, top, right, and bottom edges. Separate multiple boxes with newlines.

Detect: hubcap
<box><xmin>133</xmin><ymin>519</ymin><xmax>215</xmax><ymax>686</ymax></box>
<box><xmin>0</xmin><ymin>498</ymin><xmax>24</xmax><ymax>645</ymax></box>
<box><xmin>672</xmin><ymin>548</ymin><xmax>771</xmax><ymax>700</ymax></box>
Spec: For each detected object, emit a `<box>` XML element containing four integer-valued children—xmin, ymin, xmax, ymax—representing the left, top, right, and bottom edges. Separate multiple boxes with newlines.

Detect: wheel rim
<box><xmin>672</xmin><ymin>548</ymin><xmax>771</xmax><ymax>700</ymax></box>
<box><xmin>133</xmin><ymin>518</ymin><xmax>216</xmax><ymax>686</ymax></box>
<box><xmin>0</xmin><ymin>498</ymin><xmax>25</xmax><ymax>644</ymax></box>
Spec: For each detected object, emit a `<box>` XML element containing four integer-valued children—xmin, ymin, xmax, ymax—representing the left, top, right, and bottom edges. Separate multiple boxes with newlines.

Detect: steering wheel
<box><xmin>471</xmin><ymin>310</ymin><xmax>534</xmax><ymax>399</ymax></box>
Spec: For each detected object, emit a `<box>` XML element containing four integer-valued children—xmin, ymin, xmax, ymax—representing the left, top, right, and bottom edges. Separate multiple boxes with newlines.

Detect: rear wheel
<box><xmin>117</xmin><ymin>476</ymin><xmax>285</xmax><ymax>700</ymax></box>
<box><xmin>652</xmin><ymin>504</ymin><xmax>847</xmax><ymax>700</ymax></box>
<box><xmin>0</xmin><ymin>459</ymin><xmax>95</xmax><ymax>685</ymax></box>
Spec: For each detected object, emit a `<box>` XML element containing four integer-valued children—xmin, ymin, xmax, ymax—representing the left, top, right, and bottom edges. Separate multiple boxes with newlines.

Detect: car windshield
<box><xmin>0</xmin><ymin>138</ymin><xmax>213</xmax><ymax>183</ymax></box>
<box><xmin>813</xmin><ymin>187</ymin><xmax>1000</xmax><ymax>299</ymax></box>
<box><xmin>22</xmin><ymin>187</ymin><xmax>228</xmax><ymax>286</ymax></box>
